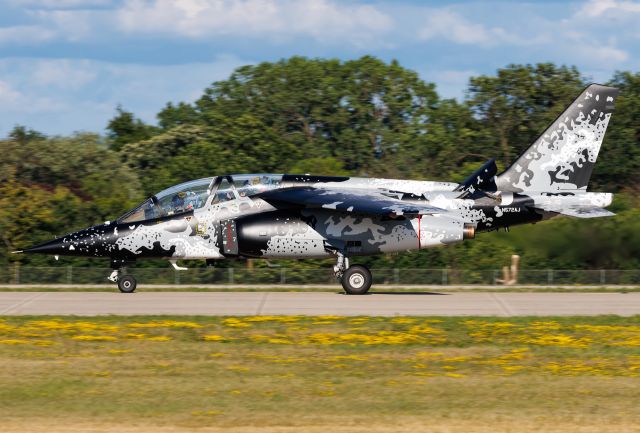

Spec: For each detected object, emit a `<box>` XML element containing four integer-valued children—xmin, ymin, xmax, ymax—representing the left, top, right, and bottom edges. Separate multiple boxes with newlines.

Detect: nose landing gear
<box><xmin>333</xmin><ymin>252</ymin><xmax>372</xmax><ymax>295</ymax></box>
<box><xmin>117</xmin><ymin>275</ymin><xmax>137</xmax><ymax>293</ymax></box>
<box><xmin>108</xmin><ymin>259</ymin><xmax>137</xmax><ymax>293</ymax></box>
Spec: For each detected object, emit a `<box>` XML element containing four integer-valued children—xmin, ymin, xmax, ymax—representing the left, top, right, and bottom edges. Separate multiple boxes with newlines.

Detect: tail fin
<box><xmin>496</xmin><ymin>84</ymin><xmax>619</xmax><ymax>192</ymax></box>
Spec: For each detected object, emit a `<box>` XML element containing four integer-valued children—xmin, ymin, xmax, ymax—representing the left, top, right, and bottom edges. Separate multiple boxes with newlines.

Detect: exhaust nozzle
<box><xmin>463</xmin><ymin>224</ymin><xmax>476</xmax><ymax>240</ymax></box>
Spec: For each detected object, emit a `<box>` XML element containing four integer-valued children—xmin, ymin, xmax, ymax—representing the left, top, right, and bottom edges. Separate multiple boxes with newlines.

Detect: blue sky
<box><xmin>1</xmin><ymin>0</ymin><xmax>639</xmax><ymax>137</ymax></box>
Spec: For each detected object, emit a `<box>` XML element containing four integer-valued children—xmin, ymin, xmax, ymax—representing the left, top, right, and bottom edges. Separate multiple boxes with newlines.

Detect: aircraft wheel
<box><xmin>117</xmin><ymin>275</ymin><xmax>137</xmax><ymax>293</ymax></box>
<box><xmin>341</xmin><ymin>265</ymin><xmax>372</xmax><ymax>295</ymax></box>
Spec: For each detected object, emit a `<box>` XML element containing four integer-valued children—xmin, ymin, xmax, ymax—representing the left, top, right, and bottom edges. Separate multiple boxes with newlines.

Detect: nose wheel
<box><xmin>107</xmin><ymin>267</ymin><xmax>137</xmax><ymax>293</ymax></box>
<box><xmin>117</xmin><ymin>275</ymin><xmax>137</xmax><ymax>293</ymax></box>
<box><xmin>107</xmin><ymin>258</ymin><xmax>137</xmax><ymax>293</ymax></box>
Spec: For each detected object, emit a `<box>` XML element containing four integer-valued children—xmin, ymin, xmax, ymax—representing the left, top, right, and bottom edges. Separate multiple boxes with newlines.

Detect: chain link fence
<box><xmin>2</xmin><ymin>266</ymin><xmax>640</xmax><ymax>285</ymax></box>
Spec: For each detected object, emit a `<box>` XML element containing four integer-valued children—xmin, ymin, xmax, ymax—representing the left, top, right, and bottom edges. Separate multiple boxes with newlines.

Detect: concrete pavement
<box><xmin>0</xmin><ymin>291</ymin><xmax>639</xmax><ymax>316</ymax></box>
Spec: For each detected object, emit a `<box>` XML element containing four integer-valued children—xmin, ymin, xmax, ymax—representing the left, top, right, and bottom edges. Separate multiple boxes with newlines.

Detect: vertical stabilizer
<box><xmin>496</xmin><ymin>84</ymin><xmax>619</xmax><ymax>192</ymax></box>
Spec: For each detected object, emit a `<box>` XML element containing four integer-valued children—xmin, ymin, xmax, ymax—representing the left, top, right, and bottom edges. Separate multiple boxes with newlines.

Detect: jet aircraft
<box><xmin>20</xmin><ymin>84</ymin><xmax>619</xmax><ymax>294</ymax></box>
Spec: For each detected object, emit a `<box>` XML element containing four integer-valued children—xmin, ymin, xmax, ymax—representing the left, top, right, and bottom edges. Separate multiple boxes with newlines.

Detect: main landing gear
<box><xmin>333</xmin><ymin>253</ymin><xmax>372</xmax><ymax>295</ymax></box>
<box><xmin>108</xmin><ymin>260</ymin><xmax>137</xmax><ymax>293</ymax></box>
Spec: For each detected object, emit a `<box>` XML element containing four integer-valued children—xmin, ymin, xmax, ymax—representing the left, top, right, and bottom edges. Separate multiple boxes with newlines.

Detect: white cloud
<box><xmin>9</xmin><ymin>0</ymin><xmax>111</xmax><ymax>8</ymax></box>
<box><xmin>410</xmin><ymin>3</ymin><xmax>631</xmax><ymax>68</ymax></box>
<box><xmin>0</xmin><ymin>55</ymin><xmax>247</xmax><ymax>136</ymax></box>
<box><xmin>0</xmin><ymin>80</ymin><xmax>22</xmax><ymax>104</ymax></box>
<box><xmin>1</xmin><ymin>0</ymin><xmax>639</xmax><ymax>135</ymax></box>
<box><xmin>0</xmin><ymin>25</ymin><xmax>56</xmax><ymax>44</ymax></box>
<box><xmin>553</xmin><ymin>6</ymin><xmax>632</xmax><ymax>66</ymax></box>
<box><xmin>30</xmin><ymin>59</ymin><xmax>99</xmax><ymax>90</ymax></box>
<box><xmin>573</xmin><ymin>42</ymin><xmax>629</xmax><ymax>64</ymax></box>
<box><xmin>17</xmin><ymin>0</ymin><xmax>392</xmax><ymax>47</ymax></box>
<box><xmin>30</xmin><ymin>8</ymin><xmax>113</xmax><ymax>41</ymax></box>
<box><xmin>115</xmin><ymin>0</ymin><xmax>393</xmax><ymax>45</ymax></box>
<box><xmin>0</xmin><ymin>79</ymin><xmax>65</xmax><ymax>114</ymax></box>
<box><xmin>576</xmin><ymin>0</ymin><xmax>640</xmax><ymax>18</ymax></box>
<box><xmin>417</xmin><ymin>10</ymin><xmax>505</xmax><ymax>45</ymax></box>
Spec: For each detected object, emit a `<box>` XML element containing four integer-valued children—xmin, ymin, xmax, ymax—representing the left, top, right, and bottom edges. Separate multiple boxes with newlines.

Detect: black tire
<box><xmin>341</xmin><ymin>265</ymin><xmax>372</xmax><ymax>295</ymax></box>
<box><xmin>117</xmin><ymin>275</ymin><xmax>137</xmax><ymax>293</ymax></box>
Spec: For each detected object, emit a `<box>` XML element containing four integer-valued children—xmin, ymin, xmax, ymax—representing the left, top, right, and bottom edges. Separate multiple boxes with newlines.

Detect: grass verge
<box><xmin>1</xmin><ymin>315</ymin><xmax>639</xmax><ymax>432</ymax></box>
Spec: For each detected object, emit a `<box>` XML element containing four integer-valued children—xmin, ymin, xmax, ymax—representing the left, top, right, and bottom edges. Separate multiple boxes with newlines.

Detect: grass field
<box><xmin>1</xmin><ymin>315</ymin><xmax>640</xmax><ymax>433</ymax></box>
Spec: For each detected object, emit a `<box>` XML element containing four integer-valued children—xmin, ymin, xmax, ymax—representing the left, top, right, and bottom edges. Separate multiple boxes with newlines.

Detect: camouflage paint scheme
<box><xmin>25</xmin><ymin>84</ymin><xmax>618</xmax><ymax>270</ymax></box>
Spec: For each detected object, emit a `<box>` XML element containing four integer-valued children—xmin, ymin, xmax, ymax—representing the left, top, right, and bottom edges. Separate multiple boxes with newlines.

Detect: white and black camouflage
<box><xmin>23</xmin><ymin>84</ymin><xmax>619</xmax><ymax>291</ymax></box>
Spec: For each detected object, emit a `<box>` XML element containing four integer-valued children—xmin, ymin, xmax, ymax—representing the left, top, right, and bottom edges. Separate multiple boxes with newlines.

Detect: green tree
<box><xmin>107</xmin><ymin>106</ymin><xmax>156</xmax><ymax>151</ymax></box>
<box><xmin>8</xmin><ymin>125</ymin><xmax>46</xmax><ymax>143</ymax></box>
<box><xmin>290</xmin><ymin>157</ymin><xmax>348</xmax><ymax>176</ymax></box>
<box><xmin>158</xmin><ymin>102</ymin><xmax>200</xmax><ymax>130</ymax></box>
<box><xmin>0</xmin><ymin>130</ymin><xmax>142</xmax><ymax>265</ymax></box>
<box><xmin>0</xmin><ymin>170</ymin><xmax>82</xmax><ymax>263</ymax></box>
<box><xmin>4</xmin><ymin>57</ymin><xmax>640</xmax><ymax>271</ymax></box>
<box><xmin>191</xmin><ymin>56</ymin><xmax>439</xmax><ymax>175</ymax></box>
<box><xmin>592</xmin><ymin>71</ymin><xmax>640</xmax><ymax>190</ymax></box>
<box><xmin>467</xmin><ymin>63</ymin><xmax>584</xmax><ymax>166</ymax></box>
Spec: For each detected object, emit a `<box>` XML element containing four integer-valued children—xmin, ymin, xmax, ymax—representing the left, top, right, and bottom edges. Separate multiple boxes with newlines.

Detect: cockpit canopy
<box><xmin>118</xmin><ymin>174</ymin><xmax>282</xmax><ymax>223</ymax></box>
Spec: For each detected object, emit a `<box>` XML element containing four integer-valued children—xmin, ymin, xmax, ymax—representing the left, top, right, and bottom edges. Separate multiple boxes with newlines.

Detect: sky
<box><xmin>0</xmin><ymin>0</ymin><xmax>639</xmax><ymax>137</ymax></box>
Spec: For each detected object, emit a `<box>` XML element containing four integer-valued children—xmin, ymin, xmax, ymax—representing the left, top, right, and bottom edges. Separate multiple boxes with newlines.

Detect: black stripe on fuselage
<box><xmin>281</xmin><ymin>174</ymin><xmax>350</xmax><ymax>185</ymax></box>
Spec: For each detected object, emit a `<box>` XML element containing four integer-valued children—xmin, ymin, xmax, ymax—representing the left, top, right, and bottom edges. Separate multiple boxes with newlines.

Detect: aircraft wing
<box><xmin>257</xmin><ymin>187</ymin><xmax>447</xmax><ymax>216</ymax></box>
<box><xmin>537</xmin><ymin>205</ymin><xmax>615</xmax><ymax>219</ymax></box>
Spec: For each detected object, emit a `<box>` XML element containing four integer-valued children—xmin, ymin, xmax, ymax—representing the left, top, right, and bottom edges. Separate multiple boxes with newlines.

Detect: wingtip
<box><xmin>11</xmin><ymin>250</ymin><xmax>23</xmax><ymax>254</ymax></box>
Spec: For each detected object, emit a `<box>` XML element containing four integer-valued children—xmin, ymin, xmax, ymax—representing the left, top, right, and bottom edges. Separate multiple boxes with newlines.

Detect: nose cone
<box><xmin>24</xmin><ymin>224</ymin><xmax>117</xmax><ymax>257</ymax></box>
<box><xmin>24</xmin><ymin>237</ymin><xmax>68</xmax><ymax>255</ymax></box>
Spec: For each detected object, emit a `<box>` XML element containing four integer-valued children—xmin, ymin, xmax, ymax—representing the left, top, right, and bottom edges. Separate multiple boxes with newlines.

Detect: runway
<box><xmin>0</xmin><ymin>291</ymin><xmax>639</xmax><ymax>316</ymax></box>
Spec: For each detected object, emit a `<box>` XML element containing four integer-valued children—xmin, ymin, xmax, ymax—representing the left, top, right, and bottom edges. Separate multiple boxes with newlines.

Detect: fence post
<box><xmin>393</xmin><ymin>268</ymin><xmax>399</xmax><ymax>284</ymax></box>
<box><xmin>175</xmin><ymin>270</ymin><xmax>180</xmax><ymax>285</ymax></box>
<box><xmin>547</xmin><ymin>269</ymin><xmax>553</xmax><ymax>285</ymax></box>
<box><xmin>280</xmin><ymin>268</ymin><xmax>286</xmax><ymax>284</ymax></box>
<box><xmin>14</xmin><ymin>263</ymin><xmax>20</xmax><ymax>285</ymax></box>
<box><xmin>67</xmin><ymin>266</ymin><xmax>73</xmax><ymax>284</ymax></box>
<box><xmin>442</xmin><ymin>268</ymin><xmax>448</xmax><ymax>285</ymax></box>
<box><xmin>492</xmin><ymin>269</ymin><xmax>498</xmax><ymax>285</ymax></box>
<box><xmin>600</xmin><ymin>269</ymin><xmax>606</xmax><ymax>285</ymax></box>
<box><xmin>228</xmin><ymin>268</ymin><xmax>235</xmax><ymax>285</ymax></box>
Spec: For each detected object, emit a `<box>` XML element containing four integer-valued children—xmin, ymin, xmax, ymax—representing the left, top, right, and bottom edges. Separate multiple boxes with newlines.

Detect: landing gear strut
<box><xmin>333</xmin><ymin>252</ymin><xmax>372</xmax><ymax>295</ymax></box>
<box><xmin>108</xmin><ymin>259</ymin><xmax>137</xmax><ymax>293</ymax></box>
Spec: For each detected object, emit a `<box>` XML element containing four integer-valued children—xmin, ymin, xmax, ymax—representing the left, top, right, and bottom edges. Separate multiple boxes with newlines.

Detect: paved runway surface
<box><xmin>0</xmin><ymin>292</ymin><xmax>639</xmax><ymax>316</ymax></box>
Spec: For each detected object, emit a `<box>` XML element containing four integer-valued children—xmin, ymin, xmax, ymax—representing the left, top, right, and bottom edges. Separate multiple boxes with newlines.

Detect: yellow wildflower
<box><xmin>71</xmin><ymin>335</ymin><xmax>117</xmax><ymax>342</ymax></box>
<box><xmin>203</xmin><ymin>334</ymin><xmax>229</xmax><ymax>342</ymax></box>
<box><xmin>222</xmin><ymin>318</ymin><xmax>251</xmax><ymax>328</ymax></box>
<box><xmin>0</xmin><ymin>339</ymin><xmax>30</xmax><ymax>345</ymax></box>
<box><xmin>128</xmin><ymin>320</ymin><xmax>201</xmax><ymax>329</ymax></box>
<box><xmin>146</xmin><ymin>336</ymin><xmax>171</xmax><ymax>342</ymax></box>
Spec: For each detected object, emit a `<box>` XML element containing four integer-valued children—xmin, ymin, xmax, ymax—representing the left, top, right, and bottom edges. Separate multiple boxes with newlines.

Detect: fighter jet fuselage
<box><xmin>22</xmin><ymin>84</ymin><xmax>619</xmax><ymax>294</ymax></box>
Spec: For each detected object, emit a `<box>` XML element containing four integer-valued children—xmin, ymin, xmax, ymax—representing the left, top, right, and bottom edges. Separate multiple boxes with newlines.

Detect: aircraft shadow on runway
<box><xmin>339</xmin><ymin>291</ymin><xmax>450</xmax><ymax>296</ymax></box>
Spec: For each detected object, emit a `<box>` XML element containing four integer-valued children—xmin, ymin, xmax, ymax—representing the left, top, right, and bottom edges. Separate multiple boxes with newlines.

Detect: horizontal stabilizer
<box><xmin>541</xmin><ymin>206</ymin><xmax>615</xmax><ymax>219</ymax></box>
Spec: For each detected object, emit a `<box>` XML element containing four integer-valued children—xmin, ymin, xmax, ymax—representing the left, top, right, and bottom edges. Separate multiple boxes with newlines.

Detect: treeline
<box><xmin>1</xmin><ymin>57</ymin><xmax>640</xmax><ymax>269</ymax></box>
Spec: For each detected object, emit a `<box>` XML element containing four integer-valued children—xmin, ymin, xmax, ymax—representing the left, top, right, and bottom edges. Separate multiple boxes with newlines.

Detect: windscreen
<box><xmin>155</xmin><ymin>178</ymin><xmax>213</xmax><ymax>215</ymax></box>
<box><xmin>119</xmin><ymin>177</ymin><xmax>214</xmax><ymax>223</ymax></box>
